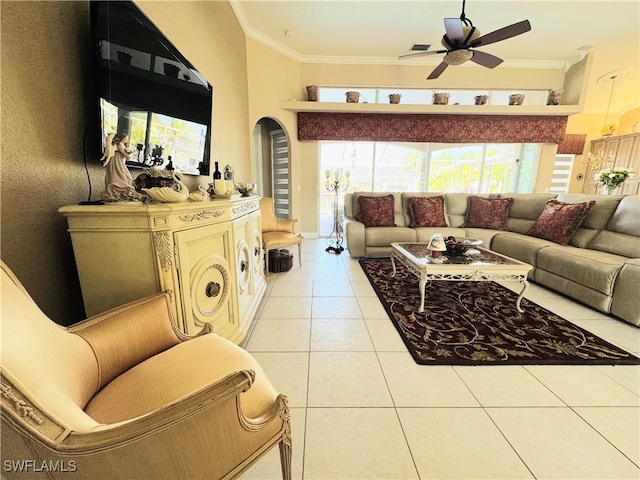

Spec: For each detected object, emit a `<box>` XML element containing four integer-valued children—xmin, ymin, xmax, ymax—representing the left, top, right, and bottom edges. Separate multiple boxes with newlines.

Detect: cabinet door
<box><xmin>615</xmin><ymin>136</ymin><xmax>635</xmax><ymax>169</ymax></box>
<box><xmin>174</xmin><ymin>223</ymin><xmax>237</xmax><ymax>338</ymax></box>
<box><xmin>232</xmin><ymin>211</ymin><xmax>267</xmax><ymax>338</ymax></box>
<box><xmin>602</xmin><ymin>138</ymin><xmax>619</xmax><ymax>170</ymax></box>
<box><xmin>233</xmin><ymin>215</ymin><xmax>254</xmax><ymax>320</ymax></box>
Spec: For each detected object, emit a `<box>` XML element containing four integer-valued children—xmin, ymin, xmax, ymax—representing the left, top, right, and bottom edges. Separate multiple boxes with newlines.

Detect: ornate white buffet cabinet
<box><xmin>59</xmin><ymin>197</ymin><xmax>265</xmax><ymax>344</ymax></box>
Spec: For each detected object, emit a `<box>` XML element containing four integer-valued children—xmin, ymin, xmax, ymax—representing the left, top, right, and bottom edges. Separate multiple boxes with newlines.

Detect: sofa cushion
<box><xmin>537</xmin><ymin>246</ymin><xmax>627</xmax><ymax>296</ymax></box>
<box><xmin>365</xmin><ymin>226</ymin><xmax>417</xmax><ymax>247</ymax></box>
<box><xmin>505</xmin><ymin>193</ymin><xmax>558</xmax><ymax>233</ymax></box>
<box><xmin>357</xmin><ymin>194</ymin><xmax>396</xmax><ymax>227</ymax></box>
<box><xmin>415</xmin><ymin>227</ymin><xmax>467</xmax><ymax>243</ymax></box>
<box><xmin>463</xmin><ymin>196</ymin><xmax>513</xmax><ymax>230</ymax></box>
<box><xmin>408</xmin><ymin>195</ymin><xmax>447</xmax><ymax>227</ymax></box>
<box><xmin>587</xmin><ymin>196</ymin><xmax>640</xmax><ymax>258</ymax></box>
<box><xmin>526</xmin><ymin>199</ymin><xmax>595</xmax><ymax>245</ymax></box>
<box><xmin>491</xmin><ymin>232</ymin><xmax>554</xmax><ymax>270</ymax></box>
<box><xmin>556</xmin><ymin>194</ymin><xmax>622</xmax><ymax>248</ymax></box>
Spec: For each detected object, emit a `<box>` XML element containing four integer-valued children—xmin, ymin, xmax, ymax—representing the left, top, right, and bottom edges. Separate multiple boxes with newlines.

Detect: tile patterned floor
<box><xmin>240</xmin><ymin>239</ymin><xmax>640</xmax><ymax>480</ymax></box>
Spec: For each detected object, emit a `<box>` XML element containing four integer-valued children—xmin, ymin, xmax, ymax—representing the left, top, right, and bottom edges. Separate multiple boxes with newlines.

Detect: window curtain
<box><xmin>297</xmin><ymin>112</ymin><xmax>568</xmax><ymax>144</ymax></box>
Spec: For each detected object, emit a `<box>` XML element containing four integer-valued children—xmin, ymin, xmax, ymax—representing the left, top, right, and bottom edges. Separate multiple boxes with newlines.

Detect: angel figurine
<box><xmin>101</xmin><ymin>131</ymin><xmax>141</xmax><ymax>202</ymax></box>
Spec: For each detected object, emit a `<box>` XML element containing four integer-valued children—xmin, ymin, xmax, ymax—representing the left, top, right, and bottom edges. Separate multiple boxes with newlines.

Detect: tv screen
<box><xmin>91</xmin><ymin>1</ymin><xmax>212</xmax><ymax>176</ymax></box>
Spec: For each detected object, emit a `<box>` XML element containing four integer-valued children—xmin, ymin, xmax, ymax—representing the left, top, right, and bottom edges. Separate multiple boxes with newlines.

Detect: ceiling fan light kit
<box><xmin>399</xmin><ymin>0</ymin><xmax>531</xmax><ymax>79</ymax></box>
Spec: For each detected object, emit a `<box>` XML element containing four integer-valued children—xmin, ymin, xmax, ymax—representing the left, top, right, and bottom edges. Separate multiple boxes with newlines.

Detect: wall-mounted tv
<box><xmin>91</xmin><ymin>1</ymin><xmax>212</xmax><ymax>176</ymax></box>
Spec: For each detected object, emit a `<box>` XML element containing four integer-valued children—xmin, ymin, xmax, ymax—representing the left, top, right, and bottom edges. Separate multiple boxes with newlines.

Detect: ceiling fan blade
<box><xmin>399</xmin><ymin>49</ymin><xmax>447</xmax><ymax>60</ymax></box>
<box><xmin>469</xmin><ymin>49</ymin><xmax>503</xmax><ymax>68</ymax></box>
<box><xmin>444</xmin><ymin>18</ymin><xmax>464</xmax><ymax>44</ymax></box>
<box><xmin>427</xmin><ymin>62</ymin><xmax>449</xmax><ymax>80</ymax></box>
<box><xmin>470</xmin><ymin>20</ymin><xmax>531</xmax><ymax>48</ymax></box>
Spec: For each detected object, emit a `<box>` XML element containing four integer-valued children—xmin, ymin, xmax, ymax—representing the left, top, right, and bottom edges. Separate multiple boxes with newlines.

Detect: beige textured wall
<box><xmin>1</xmin><ymin>1</ymin><xmax>94</xmax><ymax>324</ymax></box>
<box><xmin>1</xmin><ymin>1</ymin><xmax>249</xmax><ymax>325</ymax></box>
<box><xmin>246</xmin><ymin>38</ymin><xmax>303</xmax><ymax>222</ymax></box>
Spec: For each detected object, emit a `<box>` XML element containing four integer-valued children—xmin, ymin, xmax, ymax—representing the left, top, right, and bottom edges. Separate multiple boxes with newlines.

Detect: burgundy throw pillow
<box><xmin>526</xmin><ymin>199</ymin><xmax>596</xmax><ymax>245</ymax></box>
<box><xmin>463</xmin><ymin>196</ymin><xmax>513</xmax><ymax>230</ymax></box>
<box><xmin>409</xmin><ymin>196</ymin><xmax>447</xmax><ymax>227</ymax></box>
<box><xmin>357</xmin><ymin>195</ymin><xmax>396</xmax><ymax>227</ymax></box>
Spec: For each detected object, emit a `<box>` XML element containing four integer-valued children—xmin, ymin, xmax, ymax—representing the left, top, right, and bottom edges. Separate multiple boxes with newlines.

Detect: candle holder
<box><xmin>324</xmin><ymin>168</ymin><xmax>350</xmax><ymax>254</ymax></box>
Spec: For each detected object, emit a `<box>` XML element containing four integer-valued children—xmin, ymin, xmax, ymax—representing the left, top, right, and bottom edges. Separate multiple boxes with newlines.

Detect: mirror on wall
<box><xmin>91</xmin><ymin>1</ymin><xmax>212</xmax><ymax>176</ymax></box>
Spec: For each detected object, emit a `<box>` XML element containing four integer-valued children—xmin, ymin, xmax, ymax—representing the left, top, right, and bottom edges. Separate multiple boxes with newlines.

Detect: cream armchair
<box><xmin>0</xmin><ymin>260</ymin><xmax>291</xmax><ymax>479</ymax></box>
<box><xmin>260</xmin><ymin>197</ymin><xmax>302</xmax><ymax>276</ymax></box>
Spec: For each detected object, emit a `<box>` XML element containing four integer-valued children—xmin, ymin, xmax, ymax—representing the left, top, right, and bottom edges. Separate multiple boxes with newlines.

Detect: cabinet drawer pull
<box><xmin>240</xmin><ymin>260</ymin><xmax>247</xmax><ymax>272</ymax></box>
<box><xmin>205</xmin><ymin>281</ymin><xmax>221</xmax><ymax>298</ymax></box>
<box><xmin>254</xmin><ymin>246</ymin><xmax>260</xmax><ymax>256</ymax></box>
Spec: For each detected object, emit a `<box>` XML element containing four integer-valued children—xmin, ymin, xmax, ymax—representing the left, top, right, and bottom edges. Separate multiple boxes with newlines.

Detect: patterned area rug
<box><xmin>360</xmin><ymin>258</ymin><xmax>640</xmax><ymax>365</ymax></box>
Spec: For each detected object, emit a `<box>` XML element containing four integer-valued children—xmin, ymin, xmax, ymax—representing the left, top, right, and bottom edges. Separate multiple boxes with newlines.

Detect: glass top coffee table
<box><xmin>390</xmin><ymin>242</ymin><xmax>533</xmax><ymax>313</ymax></box>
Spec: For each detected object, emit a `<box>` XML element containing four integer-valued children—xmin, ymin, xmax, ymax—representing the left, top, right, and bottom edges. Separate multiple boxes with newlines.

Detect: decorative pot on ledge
<box><xmin>389</xmin><ymin>93</ymin><xmax>401</xmax><ymax>104</ymax></box>
<box><xmin>547</xmin><ymin>89</ymin><xmax>563</xmax><ymax>105</ymax></box>
<box><xmin>474</xmin><ymin>95</ymin><xmax>488</xmax><ymax>105</ymax></box>
<box><xmin>306</xmin><ymin>85</ymin><xmax>318</xmax><ymax>101</ymax></box>
<box><xmin>509</xmin><ymin>93</ymin><xmax>525</xmax><ymax>105</ymax></box>
<box><xmin>433</xmin><ymin>92</ymin><xmax>449</xmax><ymax>105</ymax></box>
<box><xmin>346</xmin><ymin>91</ymin><xmax>360</xmax><ymax>103</ymax></box>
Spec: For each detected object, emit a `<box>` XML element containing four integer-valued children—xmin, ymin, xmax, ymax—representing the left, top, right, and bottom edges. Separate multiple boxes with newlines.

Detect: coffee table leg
<box><xmin>391</xmin><ymin>254</ymin><xmax>397</xmax><ymax>277</ymax></box>
<box><xmin>516</xmin><ymin>278</ymin><xmax>529</xmax><ymax>313</ymax></box>
<box><xmin>419</xmin><ymin>275</ymin><xmax>427</xmax><ymax>313</ymax></box>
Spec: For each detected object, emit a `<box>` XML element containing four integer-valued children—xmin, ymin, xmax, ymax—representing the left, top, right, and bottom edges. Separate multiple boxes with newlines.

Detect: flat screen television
<box><xmin>91</xmin><ymin>1</ymin><xmax>212</xmax><ymax>176</ymax></box>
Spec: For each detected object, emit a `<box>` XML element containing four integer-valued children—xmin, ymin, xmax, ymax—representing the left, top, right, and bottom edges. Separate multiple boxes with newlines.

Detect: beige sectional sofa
<box><xmin>344</xmin><ymin>192</ymin><xmax>640</xmax><ymax>326</ymax></box>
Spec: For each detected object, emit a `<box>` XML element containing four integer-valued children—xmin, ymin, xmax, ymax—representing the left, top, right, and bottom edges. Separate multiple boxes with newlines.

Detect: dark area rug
<box><xmin>360</xmin><ymin>258</ymin><xmax>640</xmax><ymax>365</ymax></box>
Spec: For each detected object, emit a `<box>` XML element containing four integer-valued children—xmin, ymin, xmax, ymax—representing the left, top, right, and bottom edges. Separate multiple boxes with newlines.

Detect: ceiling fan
<box><xmin>399</xmin><ymin>0</ymin><xmax>531</xmax><ymax>79</ymax></box>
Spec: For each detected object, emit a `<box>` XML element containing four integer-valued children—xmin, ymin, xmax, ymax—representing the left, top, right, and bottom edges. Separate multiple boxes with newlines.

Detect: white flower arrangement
<box><xmin>595</xmin><ymin>167</ymin><xmax>634</xmax><ymax>194</ymax></box>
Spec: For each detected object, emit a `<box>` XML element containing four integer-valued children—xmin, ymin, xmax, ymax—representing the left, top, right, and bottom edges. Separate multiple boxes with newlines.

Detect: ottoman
<box><xmin>268</xmin><ymin>249</ymin><xmax>293</xmax><ymax>273</ymax></box>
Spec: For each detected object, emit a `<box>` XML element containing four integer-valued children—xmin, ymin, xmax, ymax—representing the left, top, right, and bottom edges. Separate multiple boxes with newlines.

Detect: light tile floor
<box><xmin>240</xmin><ymin>239</ymin><xmax>640</xmax><ymax>480</ymax></box>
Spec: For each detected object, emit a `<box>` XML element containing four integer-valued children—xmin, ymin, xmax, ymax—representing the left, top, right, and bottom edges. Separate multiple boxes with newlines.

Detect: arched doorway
<box><xmin>253</xmin><ymin>117</ymin><xmax>291</xmax><ymax>218</ymax></box>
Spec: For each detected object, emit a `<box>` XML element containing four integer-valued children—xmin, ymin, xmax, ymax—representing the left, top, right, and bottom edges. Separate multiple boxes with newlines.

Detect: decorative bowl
<box><xmin>142</xmin><ymin>173</ymin><xmax>189</xmax><ymax>203</ymax></box>
<box><xmin>445</xmin><ymin>237</ymin><xmax>483</xmax><ymax>255</ymax></box>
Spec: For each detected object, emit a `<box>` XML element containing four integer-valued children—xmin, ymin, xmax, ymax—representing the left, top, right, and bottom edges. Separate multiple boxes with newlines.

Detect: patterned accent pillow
<box><xmin>409</xmin><ymin>196</ymin><xmax>447</xmax><ymax>227</ymax></box>
<box><xmin>463</xmin><ymin>196</ymin><xmax>513</xmax><ymax>230</ymax></box>
<box><xmin>357</xmin><ymin>194</ymin><xmax>396</xmax><ymax>227</ymax></box>
<box><xmin>526</xmin><ymin>199</ymin><xmax>596</xmax><ymax>245</ymax></box>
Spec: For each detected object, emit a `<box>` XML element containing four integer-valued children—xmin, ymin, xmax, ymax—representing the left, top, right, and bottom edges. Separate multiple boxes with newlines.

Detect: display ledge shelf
<box><xmin>280</xmin><ymin>100</ymin><xmax>582</xmax><ymax>116</ymax></box>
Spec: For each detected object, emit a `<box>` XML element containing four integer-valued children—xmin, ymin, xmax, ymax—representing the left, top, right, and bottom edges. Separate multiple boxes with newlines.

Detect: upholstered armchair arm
<box><xmin>69</xmin><ymin>291</ymin><xmax>205</xmax><ymax>392</ymax></box>
<box><xmin>344</xmin><ymin>217</ymin><xmax>366</xmax><ymax>257</ymax></box>
<box><xmin>2</xmin><ymin>370</ymin><xmax>291</xmax><ymax>480</ymax></box>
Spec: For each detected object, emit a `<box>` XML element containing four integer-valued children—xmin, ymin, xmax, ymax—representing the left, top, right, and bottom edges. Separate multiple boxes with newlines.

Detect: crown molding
<box><xmin>230</xmin><ymin>1</ymin><xmax>566</xmax><ymax>70</ymax></box>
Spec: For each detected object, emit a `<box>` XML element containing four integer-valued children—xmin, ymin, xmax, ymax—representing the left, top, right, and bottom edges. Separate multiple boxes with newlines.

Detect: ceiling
<box><xmin>232</xmin><ymin>0</ymin><xmax>640</xmax><ymax>115</ymax></box>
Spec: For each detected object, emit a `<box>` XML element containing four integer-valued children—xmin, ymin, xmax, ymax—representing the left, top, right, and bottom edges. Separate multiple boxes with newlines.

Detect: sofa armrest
<box><xmin>344</xmin><ymin>217</ymin><xmax>366</xmax><ymax>257</ymax></box>
<box><xmin>69</xmin><ymin>291</ymin><xmax>193</xmax><ymax>391</ymax></box>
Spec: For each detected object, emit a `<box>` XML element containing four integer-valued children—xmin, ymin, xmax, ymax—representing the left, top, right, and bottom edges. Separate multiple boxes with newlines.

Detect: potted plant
<box><xmin>595</xmin><ymin>167</ymin><xmax>634</xmax><ymax>195</ymax></box>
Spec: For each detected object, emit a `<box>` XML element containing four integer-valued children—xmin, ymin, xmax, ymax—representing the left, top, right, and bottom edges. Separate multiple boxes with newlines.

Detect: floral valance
<box><xmin>297</xmin><ymin>112</ymin><xmax>568</xmax><ymax>144</ymax></box>
<box><xmin>557</xmin><ymin>134</ymin><xmax>587</xmax><ymax>155</ymax></box>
